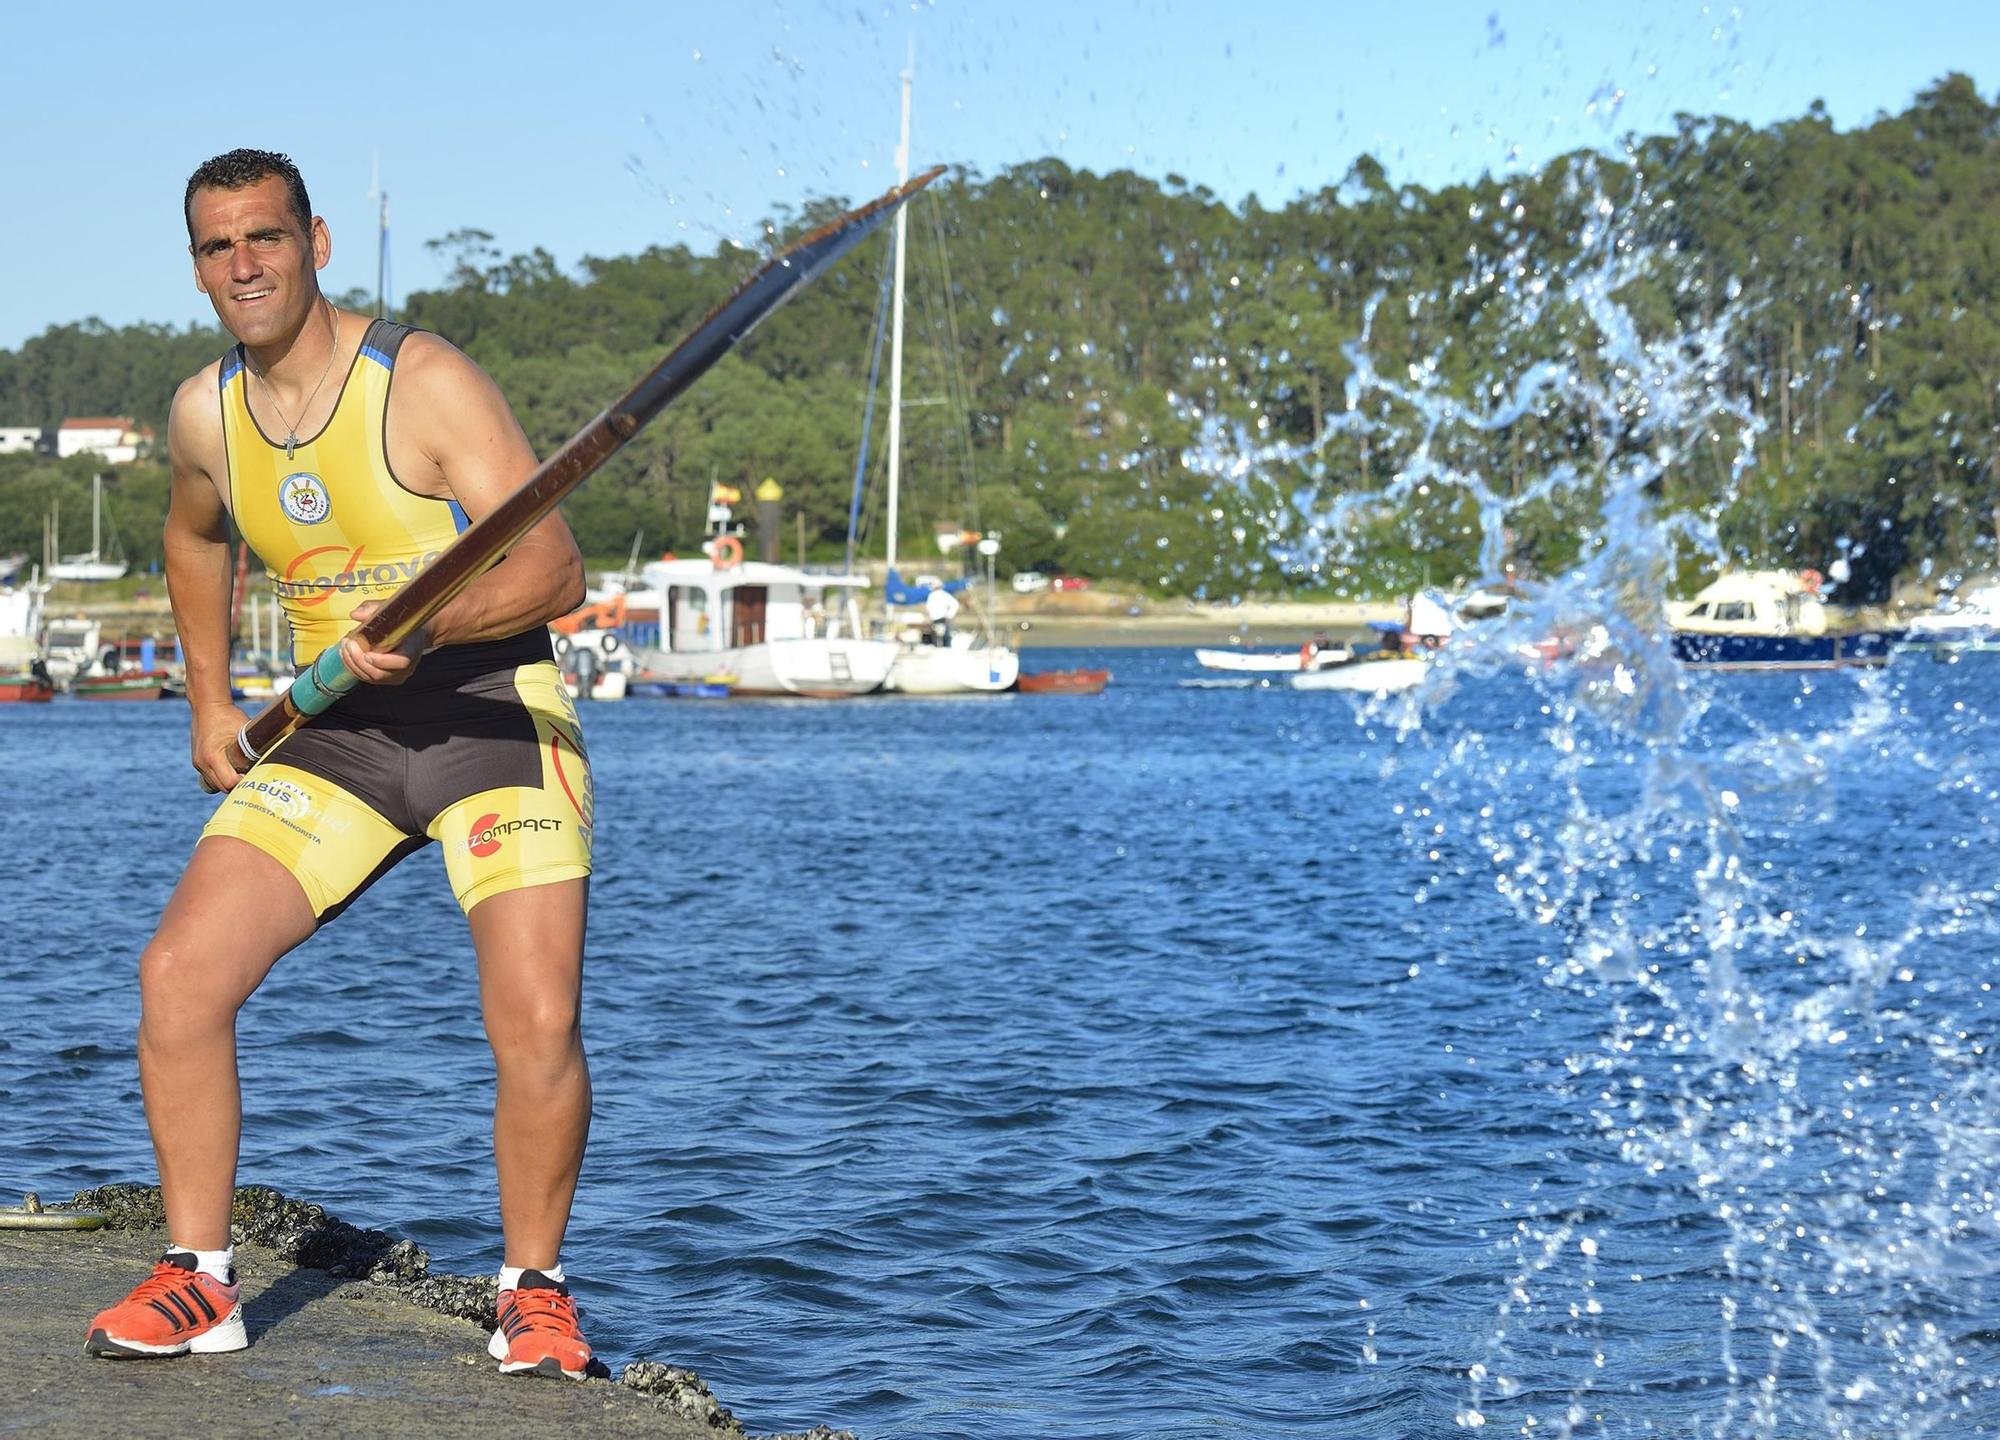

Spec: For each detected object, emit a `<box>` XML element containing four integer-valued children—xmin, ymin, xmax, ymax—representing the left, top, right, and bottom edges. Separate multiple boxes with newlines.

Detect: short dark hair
<box><xmin>184</xmin><ymin>149</ymin><xmax>313</xmax><ymax>244</ymax></box>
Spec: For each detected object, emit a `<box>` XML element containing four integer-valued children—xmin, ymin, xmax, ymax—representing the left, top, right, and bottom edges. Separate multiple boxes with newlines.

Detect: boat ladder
<box><xmin>829</xmin><ymin>652</ymin><xmax>852</xmax><ymax>684</ymax></box>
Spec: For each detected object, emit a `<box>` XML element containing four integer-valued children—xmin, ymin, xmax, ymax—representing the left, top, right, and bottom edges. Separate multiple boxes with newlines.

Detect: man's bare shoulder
<box><xmin>170</xmin><ymin>356</ymin><xmax>225</xmax><ymax>411</ymax></box>
<box><xmin>394</xmin><ymin>330</ymin><xmax>491</xmax><ymax>391</ymax></box>
<box><xmin>389</xmin><ymin>332</ymin><xmax>523</xmax><ymax>442</ymax></box>
<box><xmin>168</xmin><ymin>359</ymin><xmax>228</xmax><ymax>478</ymax></box>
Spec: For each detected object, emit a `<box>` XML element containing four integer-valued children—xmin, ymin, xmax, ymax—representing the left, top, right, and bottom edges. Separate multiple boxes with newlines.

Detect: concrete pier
<box><xmin>1</xmin><ymin>1186</ymin><xmax>849</xmax><ymax>1440</ymax></box>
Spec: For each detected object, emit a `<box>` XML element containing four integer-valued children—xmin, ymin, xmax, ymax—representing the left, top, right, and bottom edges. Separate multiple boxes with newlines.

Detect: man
<box><xmin>924</xmin><ymin>580</ymin><xmax>959</xmax><ymax>647</ymax></box>
<box><xmin>84</xmin><ymin>149</ymin><xmax>599</xmax><ymax>1381</ymax></box>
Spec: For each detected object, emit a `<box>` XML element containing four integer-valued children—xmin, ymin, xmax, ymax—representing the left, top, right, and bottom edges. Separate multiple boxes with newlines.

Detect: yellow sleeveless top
<box><xmin>220</xmin><ymin>320</ymin><xmax>468</xmax><ymax>666</ymax></box>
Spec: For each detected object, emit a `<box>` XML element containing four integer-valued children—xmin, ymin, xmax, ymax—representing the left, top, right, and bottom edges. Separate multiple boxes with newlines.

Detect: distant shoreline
<box><xmin>54</xmin><ymin>589</ymin><xmax>1409</xmax><ymax>652</ymax></box>
<box><xmin>1007</xmin><ymin>613</ymin><xmax>1395</xmax><ymax>649</ymax></box>
<box><xmin>993</xmin><ymin>597</ymin><xmax>1402</xmax><ymax>649</ymax></box>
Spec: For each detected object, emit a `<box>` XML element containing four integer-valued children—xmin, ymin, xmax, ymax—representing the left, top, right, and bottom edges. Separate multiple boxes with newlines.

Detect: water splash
<box><xmin>1183</xmin><ymin>158</ymin><xmax>2000</xmax><ymax>1434</ymax></box>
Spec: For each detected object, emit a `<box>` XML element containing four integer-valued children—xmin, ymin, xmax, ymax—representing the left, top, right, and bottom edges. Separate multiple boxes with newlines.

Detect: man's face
<box><xmin>188</xmin><ymin>176</ymin><xmax>330</xmax><ymax>347</ymax></box>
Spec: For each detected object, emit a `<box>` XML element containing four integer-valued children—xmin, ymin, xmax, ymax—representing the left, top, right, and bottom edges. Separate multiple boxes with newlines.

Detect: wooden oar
<box><xmin>228</xmin><ymin>165</ymin><xmax>945</xmax><ymax>773</ymax></box>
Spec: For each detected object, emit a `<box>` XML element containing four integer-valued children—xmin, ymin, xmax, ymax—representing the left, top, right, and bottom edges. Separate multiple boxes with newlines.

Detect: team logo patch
<box><xmin>279</xmin><ymin>472</ymin><xmax>332</xmax><ymax>525</ymax></box>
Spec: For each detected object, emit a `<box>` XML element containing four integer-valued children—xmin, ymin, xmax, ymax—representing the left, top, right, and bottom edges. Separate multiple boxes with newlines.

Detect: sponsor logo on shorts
<box><xmin>279</xmin><ymin>472</ymin><xmax>332</xmax><ymax>525</ymax></box>
<box><xmin>464</xmin><ymin>811</ymin><xmax>564</xmax><ymax>858</ymax></box>
<box><xmin>276</xmin><ymin>545</ymin><xmax>442</xmax><ymax>608</ymax></box>
<box><xmin>236</xmin><ymin>776</ymin><xmax>313</xmax><ymax>823</ymax></box>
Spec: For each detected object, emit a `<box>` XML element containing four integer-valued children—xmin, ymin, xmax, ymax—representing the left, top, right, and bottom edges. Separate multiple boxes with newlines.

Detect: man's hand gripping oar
<box><xmin>206</xmin><ymin>165</ymin><xmax>944</xmax><ymax>787</ymax></box>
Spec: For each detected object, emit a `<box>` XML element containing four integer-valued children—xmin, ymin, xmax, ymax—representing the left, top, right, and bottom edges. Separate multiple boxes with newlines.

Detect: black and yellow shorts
<box><xmin>203</xmin><ymin>636</ymin><xmax>593</xmax><ymax>921</ymax></box>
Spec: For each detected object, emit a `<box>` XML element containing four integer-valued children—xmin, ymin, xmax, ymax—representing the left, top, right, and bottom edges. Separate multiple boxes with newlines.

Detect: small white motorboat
<box><xmin>1669</xmin><ymin>570</ymin><xmax>1900</xmax><ymax>670</ymax></box>
<box><xmin>1290</xmin><ymin>657</ymin><xmax>1428</xmax><ymax>693</ymax></box>
<box><xmin>1194</xmin><ymin>646</ymin><xmax>1330</xmax><ymax>673</ymax></box>
<box><xmin>1899</xmin><ymin>582</ymin><xmax>2000</xmax><ymax>660</ymax></box>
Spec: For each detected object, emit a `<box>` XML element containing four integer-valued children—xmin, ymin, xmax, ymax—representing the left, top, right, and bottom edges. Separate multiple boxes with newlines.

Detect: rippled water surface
<box><xmin>7</xmin><ymin>648</ymin><xmax>2000</xmax><ymax>1438</ymax></box>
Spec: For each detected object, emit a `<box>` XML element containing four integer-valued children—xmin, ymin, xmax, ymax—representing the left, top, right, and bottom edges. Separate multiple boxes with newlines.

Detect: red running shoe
<box><xmin>488</xmin><ymin>1271</ymin><xmax>594</xmax><ymax>1379</ymax></box>
<box><xmin>85</xmin><ymin>1252</ymin><xmax>247</xmax><ymax>1358</ymax></box>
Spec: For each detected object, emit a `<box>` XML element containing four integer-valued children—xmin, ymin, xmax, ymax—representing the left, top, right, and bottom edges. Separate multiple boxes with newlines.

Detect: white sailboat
<box><xmin>874</xmin><ymin>57</ymin><xmax>1018</xmax><ymax>696</ymax></box>
<box><xmin>47</xmin><ymin>475</ymin><xmax>128</xmax><ymax>582</ymax></box>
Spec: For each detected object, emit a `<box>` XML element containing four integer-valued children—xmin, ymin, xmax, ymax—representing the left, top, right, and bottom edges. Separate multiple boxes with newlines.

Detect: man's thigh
<box><xmin>201</xmin><ymin>759</ymin><xmax>423</xmax><ymax>923</ymax></box>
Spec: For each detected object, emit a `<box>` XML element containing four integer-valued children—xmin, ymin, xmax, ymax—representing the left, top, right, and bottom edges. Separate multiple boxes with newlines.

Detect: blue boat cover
<box><xmin>883</xmin><ymin>568</ymin><xmax>971</xmax><ymax>605</ymax></box>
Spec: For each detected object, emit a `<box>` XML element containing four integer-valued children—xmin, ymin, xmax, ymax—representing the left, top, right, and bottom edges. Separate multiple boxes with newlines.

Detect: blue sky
<box><xmin>3</xmin><ymin>1</ymin><xmax>1990</xmax><ymax>350</ymax></box>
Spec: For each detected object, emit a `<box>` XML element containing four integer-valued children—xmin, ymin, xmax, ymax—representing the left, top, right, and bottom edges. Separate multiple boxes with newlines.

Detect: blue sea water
<box><xmin>6</xmin><ymin>646</ymin><xmax>2000</xmax><ymax>1438</ymax></box>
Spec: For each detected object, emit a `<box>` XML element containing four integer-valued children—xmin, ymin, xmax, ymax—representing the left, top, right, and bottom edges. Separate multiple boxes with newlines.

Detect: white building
<box><xmin>0</xmin><ymin>425</ymin><xmax>44</xmax><ymax>455</ymax></box>
<box><xmin>57</xmin><ymin>416</ymin><xmax>150</xmax><ymax>464</ymax></box>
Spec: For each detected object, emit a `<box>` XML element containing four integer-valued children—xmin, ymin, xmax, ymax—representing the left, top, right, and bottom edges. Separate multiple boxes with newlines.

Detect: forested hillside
<box><xmin>2</xmin><ymin>75</ymin><xmax>1994</xmax><ymax>600</ymax></box>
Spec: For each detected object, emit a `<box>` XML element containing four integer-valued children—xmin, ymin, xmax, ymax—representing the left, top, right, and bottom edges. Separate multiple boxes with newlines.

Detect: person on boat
<box><xmin>84</xmin><ymin>149</ymin><xmax>598</xmax><ymax>1381</ymax></box>
<box><xmin>925</xmin><ymin>581</ymin><xmax>960</xmax><ymax>647</ymax></box>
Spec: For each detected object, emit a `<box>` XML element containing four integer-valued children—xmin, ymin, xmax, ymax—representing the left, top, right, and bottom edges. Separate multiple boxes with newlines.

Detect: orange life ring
<box><xmin>711</xmin><ymin>535</ymin><xmax>744</xmax><ymax>570</ymax></box>
<box><xmin>1800</xmin><ymin>568</ymin><xmax>1824</xmax><ymax>594</ymax></box>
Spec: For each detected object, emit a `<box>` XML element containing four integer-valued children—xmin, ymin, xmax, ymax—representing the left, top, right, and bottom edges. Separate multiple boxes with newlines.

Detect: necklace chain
<box><xmin>248</xmin><ymin>300</ymin><xmax>339</xmax><ymax>460</ymax></box>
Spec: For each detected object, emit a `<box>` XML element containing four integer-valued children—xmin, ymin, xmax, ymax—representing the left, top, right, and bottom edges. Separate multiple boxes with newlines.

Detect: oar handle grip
<box><xmin>287</xmin><ymin>645</ymin><xmax>362</xmax><ymax>718</ymax></box>
<box><xmin>226</xmin><ymin>645</ymin><xmax>359</xmax><ymax>773</ymax></box>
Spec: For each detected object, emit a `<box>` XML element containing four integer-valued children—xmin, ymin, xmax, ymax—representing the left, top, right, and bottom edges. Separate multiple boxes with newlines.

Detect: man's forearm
<box><xmin>426</xmin><ymin>533</ymin><xmax>585</xmax><ymax>649</ymax></box>
<box><xmin>164</xmin><ymin>530</ymin><xmax>237</xmax><ymax>709</ymax></box>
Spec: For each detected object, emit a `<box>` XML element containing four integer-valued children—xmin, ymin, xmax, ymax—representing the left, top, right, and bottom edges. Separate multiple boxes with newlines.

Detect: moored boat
<box><xmin>1897</xmin><ymin>582</ymin><xmax>2000</xmax><ymax>661</ymax></box>
<box><xmin>629</xmin><ymin>557</ymin><xmax>895</xmax><ymax>698</ymax></box>
<box><xmin>1018</xmin><ymin>667</ymin><xmax>1110</xmax><ymax>695</ymax></box>
<box><xmin>1668</xmin><ymin>570</ymin><xmax>1902</xmax><ymax>670</ymax></box>
<box><xmin>1290</xmin><ymin>656</ymin><xmax>1428</xmax><ymax>693</ymax></box>
<box><xmin>0</xmin><ymin>667</ymin><xmax>56</xmax><ymax>702</ymax></box>
<box><xmin>1195</xmin><ymin>646</ymin><xmax>1330</xmax><ymax>673</ymax></box>
<box><xmin>560</xmin><ymin>668</ymin><xmax>628</xmax><ymax>702</ymax></box>
<box><xmin>46</xmin><ymin>474</ymin><xmax>129</xmax><ymax>582</ymax></box>
<box><xmin>0</xmin><ymin>581</ymin><xmax>54</xmax><ymax>701</ymax></box>
<box><xmin>852</xmin><ymin>69</ymin><xmax>1019</xmax><ymax>698</ymax></box>
<box><xmin>885</xmin><ymin>630</ymin><xmax>1021</xmax><ymax>693</ymax></box>
<box><xmin>74</xmin><ymin>671</ymin><xmax>177</xmax><ymax>700</ymax></box>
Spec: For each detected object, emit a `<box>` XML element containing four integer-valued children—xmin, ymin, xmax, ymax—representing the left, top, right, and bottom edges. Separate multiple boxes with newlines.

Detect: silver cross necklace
<box><xmin>248</xmin><ymin>299</ymin><xmax>340</xmax><ymax>459</ymax></box>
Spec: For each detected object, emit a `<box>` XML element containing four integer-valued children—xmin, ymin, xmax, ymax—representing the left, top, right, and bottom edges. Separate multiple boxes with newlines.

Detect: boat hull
<box><xmin>634</xmin><ymin>638</ymin><xmax>895</xmax><ymax>697</ymax></box>
<box><xmin>46</xmin><ymin>561</ymin><xmax>129</xmax><ymax>582</ymax></box>
<box><xmin>0</xmin><ymin>675</ymin><xmax>55</xmax><ymax>703</ymax></box>
<box><xmin>1290</xmin><ymin>658</ymin><xmax>1428</xmax><ymax>693</ymax></box>
<box><xmin>561</xmin><ymin>670</ymin><xmax>628</xmax><ymax>701</ymax></box>
<box><xmin>73</xmin><ymin>672</ymin><xmax>176</xmax><ymax>700</ymax></box>
<box><xmin>1901</xmin><ymin>637</ymin><xmax>2000</xmax><ymax>662</ymax></box>
<box><xmin>629</xmin><ymin>678</ymin><xmax>731</xmax><ymax>699</ymax></box>
<box><xmin>1195</xmin><ymin>647</ymin><xmax>1309</xmax><ymax>673</ymax></box>
<box><xmin>886</xmin><ymin>643</ymin><xmax>1020</xmax><ymax>694</ymax></box>
<box><xmin>1019</xmin><ymin>668</ymin><xmax>1109</xmax><ymax>694</ymax></box>
<box><xmin>1671</xmin><ymin>630</ymin><xmax>1902</xmax><ymax>670</ymax></box>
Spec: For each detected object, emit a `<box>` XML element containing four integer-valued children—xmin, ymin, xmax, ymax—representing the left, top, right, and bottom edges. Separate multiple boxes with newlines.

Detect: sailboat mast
<box><xmin>371</xmin><ymin>154</ymin><xmax>391</xmax><ymax>320</ymax></box>
<box><xmin>91</xmin><ymin>474</ymin><xmax>102</xmax><ymax>559</ymax></box>
<box><xmin>884</xmin><ymin>47</ymin><xmax>912</xmax><ymax>591</ymax></box>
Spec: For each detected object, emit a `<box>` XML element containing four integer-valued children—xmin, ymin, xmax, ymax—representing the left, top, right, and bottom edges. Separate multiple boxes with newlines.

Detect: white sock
<box><xmin>499</xmin><ymin>1262</ymin><xmax>565</xmax><ymax>1292</ymax></box>
<box><xmin>167</xmin><ymin>1243</ymin><xmax>235</xmax><ymax>1285</ymax></box>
